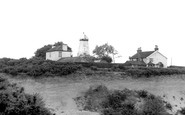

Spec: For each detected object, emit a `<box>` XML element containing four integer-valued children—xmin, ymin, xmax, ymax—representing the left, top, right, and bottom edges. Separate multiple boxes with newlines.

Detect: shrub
<box><xmin>125</xmin><ymin>67</ymin><xmax>185</xmax><ymax>78</ymax></box>
<box><xmin>75</xmin><ymin>85</ymin><xmax>170</xmax><ymax>115</ymax></box>
<box><xmin>90</xmin><ymin>66</ymin><xmax>98</xmax><ymax>71</ymax></box>
<box><xmin>0</xmin><ymin>58</ymin><xmax>82</xmax><ymax>77</ymax></box>
<box><xmin>178</xmin><ymin>107</ymin><xmax>185</xmax><ymax>115</ymax></box>
<box><xmin>0</xmin><ymin>76</ymin><xmax>53</xmax><ymax>115</ymax></box>
<box><xmin>75</xmin><ymin>84</ymin><xmax>109</xmax><ymax>112</ymax></box>
<box><xmin>142</xmin><ymin>94</ymin><xmax>166</xmax><ymax>115</ymax></box>
<box><xmin>101</xmin><ymin>56</ymin><xmax>112</xmax><ymax>63</ymax></box>
<box><xmin>165</xmin><ymin>103</ymin><xmax>172</xmax><ymax>111</ymax></box>
<box><xmin>137</xmin><ymin>90</ymin><xmax>148</xmax><ymax>98</ymax></box>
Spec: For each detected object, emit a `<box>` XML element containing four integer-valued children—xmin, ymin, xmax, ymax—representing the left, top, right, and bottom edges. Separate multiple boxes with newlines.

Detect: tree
<box><xmin>101</xmin><ymin>55</ymin><xmax>112</xmax><ymax>63</ymax></box>
<box><xmin>93</xmin><ymin>43</ymin><xmax>118</xmax><ymax>63</ymax></box>
<box><xmin>34</xmin><ymin>45</ymin><xmax>52</xmax><ymax>59</ymax></box>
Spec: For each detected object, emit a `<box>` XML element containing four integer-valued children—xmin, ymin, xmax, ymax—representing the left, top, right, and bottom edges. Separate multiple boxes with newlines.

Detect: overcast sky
<box><xmin>0</xmin><ymin>0</ymin><xmax>185</xmax><ymax>66</ymax></box>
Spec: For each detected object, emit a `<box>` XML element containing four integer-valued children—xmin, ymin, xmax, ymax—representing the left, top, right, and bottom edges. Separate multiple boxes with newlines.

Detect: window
<box><xmin>49</xmin><ymin>53</ymin><xmax>51</xmax><ymax>57</ymax></box>
<box><xmin>59</xmin><ymin>51</ymin><xmax>62</xmax><ymax>57</ymax></box>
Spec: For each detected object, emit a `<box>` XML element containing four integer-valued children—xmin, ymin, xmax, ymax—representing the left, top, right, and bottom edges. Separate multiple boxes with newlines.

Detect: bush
<box><xmin>75</xmin><ymin>85</ymin><xmax>170</xmax><ymax>115</ymax></box>
<box><xmin>178</xmin><ymin>107</ymin><xmax>185</xmax><ymax>115</ymax></box>
<box><xmin>142</xmin><ymin>94</ymin><xmax>166</xmax><ymax>115</ymax></box>
<box><xmin>90</xmin><ymin>66</ymin><xmax>98</xmax><ymax>71</ymax></box>
<box><xmin>0</xmin><ymin>76</ymin><xmax>53</xmax><ymax>115</ymax></box>
<box><xmin>101</xmin><ymin>56</ymin><xmax>112</xmax><ymax>63</ymax></box>
<box><xmin>125</xmin><ymin>67</ymin><xmax>185</xmax><ymax>78</ymax></box>
<box><xmin>0</xmin><ymin>58</ymin><xmax>82</xmax><ymax>77</ymax></box>
<box><xmin>137</xmin><ymin>90</ymin><xmax>148</xmax><ymax>98</ymax></box>
<box><xmin>75</xmin><ymin>84</ymin><xmax>109</xmax><ymax>112</ymax></box>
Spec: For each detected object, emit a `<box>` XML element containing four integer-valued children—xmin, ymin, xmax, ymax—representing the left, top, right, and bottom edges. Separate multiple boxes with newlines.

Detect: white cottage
<box><xmin>46</xmin><ymin>44</ymin><xmax>72</xmax><ymax>61</ymax></box>
<box><xmin>125</xmin><ymin>45</ymin><xmax>167</xmax><ymax>68</ymax></box>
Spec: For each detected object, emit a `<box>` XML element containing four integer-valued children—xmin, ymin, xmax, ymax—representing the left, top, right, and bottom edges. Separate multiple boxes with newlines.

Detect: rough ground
<box><xmin>4</xmin><ymin>74</ymin><xmax>185</xmax><ymax>115</ymax></box>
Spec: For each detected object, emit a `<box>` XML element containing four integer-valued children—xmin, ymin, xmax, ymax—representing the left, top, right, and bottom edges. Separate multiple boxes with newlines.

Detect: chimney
<box><xmin>137</xmin><ymin>47</ymin><xmax>142</xmax><ymax>53</ymax></box>
<box><xmin>154</xmin><ymin>45</ymin><xmax>159</xmax><ymax>51</ymax></box>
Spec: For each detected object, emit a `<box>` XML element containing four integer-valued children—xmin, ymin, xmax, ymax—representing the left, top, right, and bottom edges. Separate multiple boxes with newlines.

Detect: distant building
<box><xmin>46</xmin><ymin>43</ymin><xmax>72</xmax><ymax>61</ymax></box>
<box><xmin>77</xmin><ymin>33</ymin><xmax>90</xmax><ymax>57</ymax></box>
<box><xmin>125</xmin><ymin>45</ymin><xmax>167</xmax><ymax>68</ymax></box>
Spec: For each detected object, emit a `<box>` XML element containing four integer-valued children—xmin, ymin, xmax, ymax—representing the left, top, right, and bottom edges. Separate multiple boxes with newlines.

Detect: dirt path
<box><xmin>5</xmin><ymin>74</ymin><xmax>185</xmax><ymax>115</ymax></box>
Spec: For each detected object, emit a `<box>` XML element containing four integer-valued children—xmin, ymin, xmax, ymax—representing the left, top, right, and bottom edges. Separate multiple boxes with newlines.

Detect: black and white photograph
<box><xmin>0</xmin><ymin>0</ymin><xmax>185</xmax><ymax>115</ymax></box>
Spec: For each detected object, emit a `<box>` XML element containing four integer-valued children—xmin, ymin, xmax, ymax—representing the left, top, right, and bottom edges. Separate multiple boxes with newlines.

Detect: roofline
<box><xmin>129</xmin><ymin>51</ymin><xmax>154</xmax><ymax>59</ymax></box>
<box><xmin>147</xmin><ymin>51</ymin><xmax>167</xmax><ymax>59</ymax></box>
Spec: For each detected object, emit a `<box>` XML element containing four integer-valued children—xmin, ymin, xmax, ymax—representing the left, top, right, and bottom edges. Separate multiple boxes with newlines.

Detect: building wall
<box><xmin>46</xmin><ymin>51</ymin><xmax>61</xmax><ymax>61</ymax></box>
<box><xmin>78</xmin><ymin>40</ymin><xmax>89</xmax><ymax>56</ymax></box>
<box><xmin>46</xmin><ymin>51</ymin><xmax>72</xmax><ymax>61</ymax></box>
<box><xmin>143</xmin><ymin>51</ymin><xmax>167</xmax><ymax>68</ymax></box>
<box><xmin>62</xmin><ymin>52</ymin><xmax>72</xmax><ymax>58</ymax></box>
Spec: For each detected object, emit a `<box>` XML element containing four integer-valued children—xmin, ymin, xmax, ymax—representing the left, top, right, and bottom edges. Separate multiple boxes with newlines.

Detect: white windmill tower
<box><xmin>77</xmin><ymin>32</ymin><xmax>90</xmax><ymax>57</ymax></box>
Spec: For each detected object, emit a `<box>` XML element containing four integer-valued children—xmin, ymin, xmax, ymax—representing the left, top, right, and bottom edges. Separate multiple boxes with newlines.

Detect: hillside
<box><xmin>3</xmin><ymin>73</ymin><xmax>185</xmax><ymax>115</ymax></box>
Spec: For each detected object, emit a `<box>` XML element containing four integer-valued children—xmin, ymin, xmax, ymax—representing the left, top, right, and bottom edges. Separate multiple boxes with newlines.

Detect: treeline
<box><xmin>0</xmin><ymin>57</ymin><xmax>81</xmax><ymax>77</ymax></box>
<box><xmin>125</xmin><ymin>67</ymin><xmax>185</xmax><ymax>78</ymax></box>
<box><xmin>0</xmin><ymin>76</ymin><xmax>53</xmax><ymax>115</ymax></box>
<box><xmin>0</xmin><ymin>57</ymin><xmax>185</xmax><ymax>78</ymax></box>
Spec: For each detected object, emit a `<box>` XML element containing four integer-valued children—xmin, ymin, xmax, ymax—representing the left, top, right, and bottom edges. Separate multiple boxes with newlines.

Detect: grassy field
<box><xmin>3</xmin><ymin>73</ymin><xmax>185</xmax><ymax>115</ymax></box>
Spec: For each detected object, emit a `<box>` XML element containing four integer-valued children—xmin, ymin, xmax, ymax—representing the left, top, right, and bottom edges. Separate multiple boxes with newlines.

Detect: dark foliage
<box><xmin>75</xmin><ymin>85</ymin><xmax>170</xmax><ymax>115</ymax></box>
<box><xmin>179</xmin><ymin>107</ymin><xmax>185</xmax><ymax>115</ymax></box>
<box><xmin>34</xmin><ymin>45</ymin><xmax>52</xmax><ymax>59</ymax></box>
<box><xmin>0</xmin><ymin>58</ymin><xmax>81</xmax><ymax>77</ymax></box>
<box><xmin>142</xmin><ymin>94</ymin><xmax>166</xmax><ymax>115</ymax></box>
<box><xmin>0</xmin><ymin>76</ymin><xmax>52</xmax><ymax>115</ymax></box>
<box><xmin>1</xmin><ymin>57</ymin><xmax>185</xmax><ymax>78</ymax></box>
<box><xmin>125</xmin><ymin>67</ymin><xmax>185</xmax><ymax>78</ymax></box>
<box><xmin>101</xmin><ymin>56</ymin><xmax>113</xmax><ymax>63</ymax></box>
<box><xmin>137</xmin><ymin>90</ymin><xmax>148</xmax><ymax>98</ymax></box>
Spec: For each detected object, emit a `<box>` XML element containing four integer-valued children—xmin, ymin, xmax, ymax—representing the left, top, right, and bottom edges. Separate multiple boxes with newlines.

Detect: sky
<box><xmin>0</xmin><ymin>0</ymin><xmax>185</xmax><ymax>66</ymax></box>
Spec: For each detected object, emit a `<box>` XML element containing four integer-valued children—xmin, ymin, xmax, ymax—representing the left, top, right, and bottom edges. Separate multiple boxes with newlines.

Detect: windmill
<box><xmin>77</xmin><ymin>32</ymin><xmax>90</xmax><ymax>57</ymax></box>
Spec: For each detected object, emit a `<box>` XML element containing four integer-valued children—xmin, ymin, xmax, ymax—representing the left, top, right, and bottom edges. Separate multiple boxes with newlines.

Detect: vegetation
<box><xmin>0</xmin><ymin>57</ymin><xmax>81</xmax><ymax>77</ymax></box>
<box><xmin>125</xmin><ymin>67</ymin><xmax>185</xmax><ymax>78</ymax></box>
<box><xmin>0</xmin><ymin>57</ymin><xmax>185</xmax><ymax>78</ymax></box>
<box><xmin>93</xmin><ymin>43</ymin><xmax>118</xmax><ymax>63</ymax></box>
<box><xmin>101</xmin><ymin>55</ymin><xmax>113</xmax><ymax>63</ymax></box>
<box><xmin>34</xmin><ymin>45</ymin><xmax>52</xmax><ymax>59</ymax></box>
<box><xmin>0</xmin><ymin>76</ymin><xmax>52</xmax><ymax>115</ymax></box>
<box><xmin>75</xmin><ymin>84</ymin><xmax>171</xmax><ymax>115</ymax></box>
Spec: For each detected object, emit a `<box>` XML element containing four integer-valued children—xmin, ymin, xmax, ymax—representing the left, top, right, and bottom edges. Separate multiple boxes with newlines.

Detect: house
<box><xmin>46</xmin><ymin>43</ymin><xmax>72</xmax><ymax>61</ymax></box>
<box><xmin>125</xmin><ymin>45</ymin><xmax>167</xmax><ymax>68</ymax></box>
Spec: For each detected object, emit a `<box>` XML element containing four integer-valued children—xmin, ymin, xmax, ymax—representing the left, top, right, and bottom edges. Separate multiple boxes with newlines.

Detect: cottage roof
<box><xmin>47</xmin><ymin>45</ymin><xmax>72</xmax><ymax>52</ymax></box>
<box><xmin>130</xmin><ymin>51</ymin><xmax>154</xmax><ymax>59</ymax></box>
